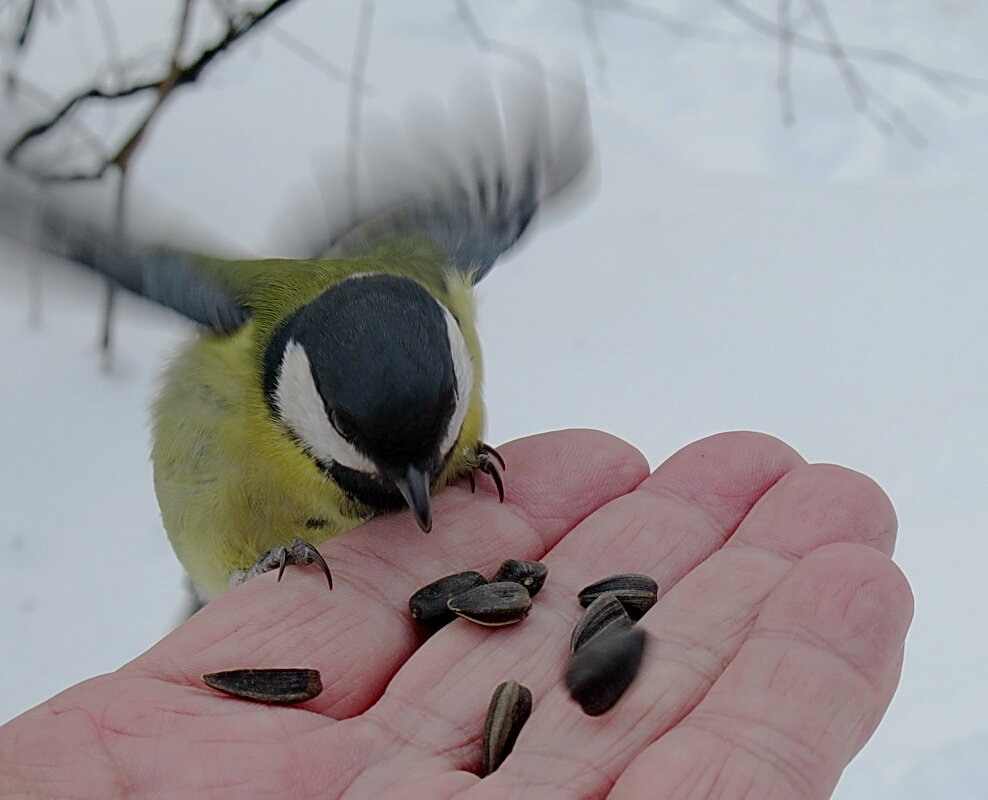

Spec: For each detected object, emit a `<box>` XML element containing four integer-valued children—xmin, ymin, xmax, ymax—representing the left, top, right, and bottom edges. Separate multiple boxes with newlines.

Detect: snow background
<box><xmin>2</xmin><ymin>1</ymin><xmax>988</xmax><ymax>796</ymax></box>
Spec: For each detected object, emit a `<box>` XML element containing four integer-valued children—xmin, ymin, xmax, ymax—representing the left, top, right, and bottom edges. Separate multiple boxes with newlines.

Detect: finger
<box><xmin>352</xmin><ymin>452</ymin><xmax>895</xmax><ymax>796</ymax></box>
<box><xmin>127</xmin><ymin>429</ymin><xmax>648</xmax><ymax>718</ymax></box>
<box><xmin>609</xmin><ymin>543</ymin><xmax>913</xmax><ymax>800</ymax></box>
<box><xmin>545</xmin><ymin>431</ymin><xmax>807</xmax><ymax>607</ymax></box>
<box><xmin>316</xmin><ymin>432</ymin><xmax>803</xmax><ymax>789</ymax></box>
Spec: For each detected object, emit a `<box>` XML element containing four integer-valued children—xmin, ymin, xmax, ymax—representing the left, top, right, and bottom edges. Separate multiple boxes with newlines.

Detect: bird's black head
<box><xmin>262</xmin><ymin>273</ymin><xmax>474</xmax><ymax>531</ymax></box>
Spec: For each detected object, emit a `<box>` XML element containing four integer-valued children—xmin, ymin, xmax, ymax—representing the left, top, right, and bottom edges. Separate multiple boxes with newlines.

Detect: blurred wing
<box><xmin>0</xmin><ymin>171</ymin><xmax>250</xmax><ymax>332</ymax></box>
<box><xmin>280</xmin><ymin>70</ymin><xmax>593</xmax><ymax>283</ymax></box>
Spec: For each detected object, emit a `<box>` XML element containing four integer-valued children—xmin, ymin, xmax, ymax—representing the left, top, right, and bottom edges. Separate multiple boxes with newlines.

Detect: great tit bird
<box><xmin>0</xmin><ymin>74</ymin><xmax>591</xmax><ymax>600</ymax></box>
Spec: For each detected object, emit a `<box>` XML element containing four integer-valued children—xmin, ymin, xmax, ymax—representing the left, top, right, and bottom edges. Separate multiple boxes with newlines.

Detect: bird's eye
<box><xmin>328</xmin><ymin>408</ymin><xmax>354</xmax><ymax>442</ymax></box>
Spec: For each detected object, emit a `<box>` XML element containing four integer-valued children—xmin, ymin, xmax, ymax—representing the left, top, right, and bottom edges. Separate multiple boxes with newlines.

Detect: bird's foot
<box><xmin>234</xmin><ymin>538</ymin><xmax>333</xmax><ymax>590</ymax></box>
<box><xmin>468</xmin><ymin>442</ymin><xmax>506</xmax><ymax>502</ymax></box>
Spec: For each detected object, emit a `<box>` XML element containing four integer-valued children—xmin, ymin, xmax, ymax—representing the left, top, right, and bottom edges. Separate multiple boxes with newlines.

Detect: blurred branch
<box><xmin>1</xmin><ymin>0</ymin><xmax>40</xmax><ymax>87</ymax></box>
<box><xmin>92</xmin><ymin>0</ymin><xmax>124</xmax><ymax>83</ymax></box>
<box><xmin>577</xmin><ymin>0</ymin><xmax>608</xmax><ymax>85</ymax></box>
<box><xmin>14</xmin><ymin>0</ymin><xmax>36</xmax><ymax>50</ymax></box>
<box><xmin>776</xmin><ymin>0</ymin><xmax>928</xmax><ymax>144</ymax></box>
<box><xmin>588</xmin><ymin>0</ymin><xmax>986</xmax><ymax>144</ymax></box>
<box><xmin>454</xmin><ymin>0</ymin><xmax>584</xmax><ymax>89</ymax></box>
<box><xmin>453</xmin><ymin>0</ymin><xmax>565</xmax><ymax>86</ymax></box>
<box><xmin>802</xmin><ymin>0</ymin><xmax>889</xmax><ymax>132</ymax></box>
<box><xmin>453</xmin><ymin>0</ymin><xmax>546</xmax><ymax>75</ymax></box>
<box><xmin>593</xmin><ymin>0</ymin><xmax>745</xmax><ymax>44</ymax></box>
<box><xmin>344</xmin><ymin>0</ymin><xmax>374</xmax><ymax>220</ymax></box>
<box><xmin>716</xmin><ymin>0</ymin><xmax>988</xmax><ymax>98</ymax></box>
<box><xmin>776</xmin><ymin>0</ymin><xmax>795</xmax><ymax>125</ymax></box>
<box><xmin>4</xmin><ymin>0</ymin><xmax>300</xmax><ymax>181</ymax></box>
<box><xmin>266</xmin><ymin>24</ymin><xmax>364</xmax><ymax>89</ymax></box>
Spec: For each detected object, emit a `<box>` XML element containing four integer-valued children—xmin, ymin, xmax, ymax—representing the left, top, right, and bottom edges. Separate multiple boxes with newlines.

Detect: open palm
<box><xmin>0</xmin><ymin>430</ymin><xmax>911</xmax><ymax>799</ymax></box>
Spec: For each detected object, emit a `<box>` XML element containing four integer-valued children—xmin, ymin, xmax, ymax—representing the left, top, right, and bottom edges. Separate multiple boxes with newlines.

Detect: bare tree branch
<box><xmin>5</xmin><ymin>0</ymin><xmax>300</xmax><ymax>180</ymax></box>
<box><xmin>344</xmin><ymin>0</ymin><xmax>375</xmax><ymax>220</ymax></box>
<box><xmin>776</xmin><ymin>0</ymin><xmax>795</xmax><ymax>125</ymax></box>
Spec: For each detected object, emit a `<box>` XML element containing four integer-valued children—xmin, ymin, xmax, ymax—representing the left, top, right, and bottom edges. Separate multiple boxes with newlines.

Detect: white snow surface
<box><xmin>3</xmin><ymin>2</ymin><xmax>988</xmax><ymax>797</ymax></box>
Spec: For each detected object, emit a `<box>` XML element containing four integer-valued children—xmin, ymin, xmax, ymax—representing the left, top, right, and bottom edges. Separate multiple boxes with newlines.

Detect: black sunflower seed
<box><xmin>491</xmin><ymin>559</ymin><xmax>549</xmax><ymax>597</ymax></box>
<box><xmin>202</xmin><ymin>668</ymin><xmax>322</xmax><ymax>704</ymax></box>
<box><xmin>565</xmin><ymin>627</ymin><xmax>647</xmax><ymax>716</ymax></box>
<box><xmin>577</xmin><ymin>574</ymin><xmax>658</xmax><ymax>620</ymax></box>
<box><xmin>409</xmin><ymin>571</ymin><xmax>488</xmax><ymax>628</ymax></box>
<box><xmin>448</xmin><ymin>581</ymin><xmax>532</xmax><ymax>626</ymax></box>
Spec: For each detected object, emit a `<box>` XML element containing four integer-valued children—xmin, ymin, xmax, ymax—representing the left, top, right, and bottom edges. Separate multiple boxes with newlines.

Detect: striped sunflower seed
<box><xmin>448</xmin><ymin>581</ymin><xmax>532</xmax><ymax>626</ymax></box>
<box><xmin>577</xmin><ymin>574</ymin><xmax>658</xmax><ymax>620</ymax></box>
<box><xmin>482</xmin><ymin>680</ymin><xmax>533</xmax><ymax>775</ymax></box>
<box><xmin>570</xmin><ymin>592</ymin><xmax>633</xmax><ymax>653</ymax></box>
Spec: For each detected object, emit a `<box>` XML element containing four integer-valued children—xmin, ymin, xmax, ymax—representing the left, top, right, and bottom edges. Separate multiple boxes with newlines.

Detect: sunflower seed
<box><xmin>565</xmin><ymin>627</ymin><xmax>647</xmax><ymax>716</ymax></box>
<box><xmin>202</xmin><ymin>668</ymin><xmax>322</xmax><ymax>704</ymax></box>
<box><xmin>491</xmin><ymin>559</ymin><xmax>549</xmax><ymax>597</ymax></box>
<box><xmin>577</xmin><ymin>574</ymin><xmax>658</xmax><ymax>620</ymax></box>
<box><xmin>570</xmin><ymin>592</ymin><xmax>633</xmax><ymax>653</ymax></box>
<box><xmin>448</xmin><ymin>581</ymin><xmax>532</xmax><ymax>626</ymax></box>
<box><xmin>482</xmin><ymin>680</ymin><xmax>533</xmax><ymax>776</ymax></box>
<box><xmin>409</xmin><ymin>571</ymin><xmax>488</xmax><ymax>628</ymax></box>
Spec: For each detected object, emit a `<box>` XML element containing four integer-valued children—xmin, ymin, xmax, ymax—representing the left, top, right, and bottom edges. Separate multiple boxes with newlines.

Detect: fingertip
<box><xmin>489</xmin><ymin>428</ymin><xmax>650</xmax><ymax>519</ymax></box>
<box><xmin>748</xmin><ymin>462</ymin><xmax>898</xmax><ymax>558</ymax></box>
<box><xmin>761</xmin><ymin>542</ymin><xmax>914</xmax><ymax>683</ymax></box>
<box><xmin>501</xmin><ymin>428</ymin><xmax>649</xmax><ymax>479</ymax></box>
<box><xmin>639</xmin><ymin>430</ymin><xmax>807</xmax><ymax>533</ymax></box>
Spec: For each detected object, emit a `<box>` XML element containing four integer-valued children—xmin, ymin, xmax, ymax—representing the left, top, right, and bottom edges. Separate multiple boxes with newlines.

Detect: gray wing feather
<box><xmin>280</xmin><ymin>70</ymin><xmax>593</xmax><ymax>282</ymax></box>
<box><xmin>0</xmin><ymin>172</ymin><xmax>249</xmax><ymax>331</ymax></box>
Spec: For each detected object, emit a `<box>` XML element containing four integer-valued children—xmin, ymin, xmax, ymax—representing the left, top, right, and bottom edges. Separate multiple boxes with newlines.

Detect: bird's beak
<box><xmin>394</xmin><ymin>465</ymin><xmax>432</xmax><ymax>533</ymax></box>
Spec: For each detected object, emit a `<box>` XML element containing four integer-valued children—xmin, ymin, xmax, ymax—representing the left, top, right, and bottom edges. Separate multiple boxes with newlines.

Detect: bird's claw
<box><xmin>470</xmin><ymin>442</ymin><xmax>505</xmax><ymax>503</ymax></box>
<box><xmin>239</xmin><ymin>538</ymin><xmax>333</xmax><ymax>590</ymax></box>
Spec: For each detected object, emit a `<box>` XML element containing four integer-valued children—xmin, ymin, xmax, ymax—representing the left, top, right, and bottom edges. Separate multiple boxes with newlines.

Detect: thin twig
<box><xmin>716</xmin><ymin>0</ymin><xmax>988</xmax><ymax>99</ymax></box>
<box><xmin>15</xmin><ymin>0</ymin><xmax>37</xmax><ymax>50</ymax></box>
<box><xmin>803</xmin><ymin>0</ymin><xmax>867</xmax><ymax>111</ymax></box>
<box><xmin>266</xmin><ymin>24</ymin><xmax>361</xmax><ymax>88</ymax></box>
<box><xmin>453</xmin><ymin>0</ymin><xmax>540</xmax><ymax>72</ymax></box>
<box><xmin>99</xmin><ymin>165</ymin><xmax>130</xmax><ymax>362</ymax></box>
<box><xmin>803</xmin><ymin>0</ymin><xmax>926</xmax><ymax>142</ymax></box>
<box><xmin>598</xmin><ymin>0</ymin><xmax>747</xmax><ymax>44</ymax></box>
<box><xmin>454</xmin><ymin>0</ymin><xmax>585</xmax><ymax>90</ymax></box>
<box><xmin>577</xmin><ymin>0</ymin><xmax>608</xmax><ymax>85</ymax></box>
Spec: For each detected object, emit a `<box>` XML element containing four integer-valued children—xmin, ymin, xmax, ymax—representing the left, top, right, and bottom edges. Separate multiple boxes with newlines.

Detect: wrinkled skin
<box><xmin>0</xmin><ymin>430</ymin><xmax>912</xmax><ymax>800</ymax></box>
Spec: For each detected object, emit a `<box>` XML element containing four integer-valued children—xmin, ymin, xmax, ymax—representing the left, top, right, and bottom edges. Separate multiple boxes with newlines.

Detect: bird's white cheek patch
<box><xmin>440</xmin><ymin>305</ymin><xmax>474</xmax><ymax>459</ymax></box>
<box><xmin>275</xmin><ymin>339</ymin><xmax>376</xmax><ymax>475</ymax></box>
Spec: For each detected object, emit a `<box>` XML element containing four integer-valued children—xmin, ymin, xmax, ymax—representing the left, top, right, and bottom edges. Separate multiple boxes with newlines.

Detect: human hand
<box><xmin>0</xmin><ymin>430</ymin><xmax>911</xmax><ymax>799</ymax></box>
